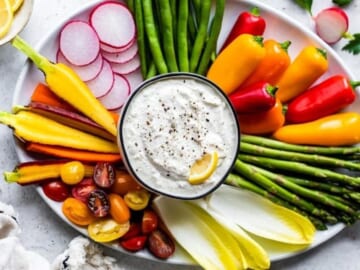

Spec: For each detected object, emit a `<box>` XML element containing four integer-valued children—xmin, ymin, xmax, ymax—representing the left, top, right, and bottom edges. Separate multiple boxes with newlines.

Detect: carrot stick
<box><xmin>26</xmin><ymin>142</ymin><xmax>122</xmax><ymax>163</ymax></box>
<box><xmin>30</xmin><ymin>83</ymin><xmax>120</xmax><ymax>123</ymax></box>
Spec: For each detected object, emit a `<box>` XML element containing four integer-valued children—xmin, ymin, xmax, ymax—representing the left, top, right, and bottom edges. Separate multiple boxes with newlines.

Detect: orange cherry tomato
<box><xmin>62</xmin><ymin>197</ymin><xmax>96</xmax><ymax>226</ymax></box>
<box><xmin>108</xmin><ymin>193</ymin><xmax>131</xmax><ymax>224</ymax></box>
<box><xmin>124</xmin><ymin>190</ymin><xmax>151</xmax><ymax>211</ymax></box>
<box><xmin>111</xmin><ymin>170</ymin><xmax>141</xmax><ymax>195</ymax></box>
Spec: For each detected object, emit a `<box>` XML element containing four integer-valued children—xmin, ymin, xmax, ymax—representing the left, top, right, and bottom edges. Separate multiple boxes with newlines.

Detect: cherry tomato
<box><xmin>120</xmin><ymin>235</ymin><xmax>147</xmax><ymax>252</ymax></box>
<box><xmin>124</xmin><ymin>190</ymin><xmax>151</xmax><ymax>211</ymax></box>
<box><xmin>88</xmin><ymin>190</ymin><xmax>110</xmax><ymax>218</ymax></box>
<box><xmin>147</xmin><ymin>229</ymin><xmax>175</xmax><ymax>259</ymax></box>
<box><xmin>42</xmin><ymin>180</ymin><xmax>70</xmax><ymax>202</ymax></box>
<box><xmin>62</xmin><ymin>197</ymin><xmax>96</xmax><ymax>226</ymax></box>
<box><xmin>71</xmin><ymin>177</ymin><xmax>97</xmax><ymax>203</ymax></box>
<box><xmin>111</xmin><ymin>170</ymin><xmax>141</xmax><ymax>195</ymax></box>
<box><xmin>60</xmin><ymin>161</ymin><xmax>85</xmax><ymax>185</ymax></box>
<box><xmin>88</xmin><ymin>218</ymin><xmax>130</xmax><ymax>243</ymax></box>
<box><xmin>108</xmin><ymin>193</ymin><xmax>131</xmax><ymax>224</ymax></box>
<box><xmin>93</xmin><ymin>162</ymin><xmax>115</xmax><ymax>188</ymax></box>
<box><xmin>141</xmin><ymin>209</ymin><xmax>159</xmax><ymax>234</ymax></box>
<box><xmin>122</xmin><ymin>222</ymin><xmax>142</xmax><ymax>240</ymax></box>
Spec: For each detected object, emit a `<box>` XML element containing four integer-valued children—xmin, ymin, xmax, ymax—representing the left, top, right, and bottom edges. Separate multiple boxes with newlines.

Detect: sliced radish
<box><xmin>90</xmin><ymin>1</ymin><xmax>136</xmax><ymax>49</ymax></box>
<box><xmin>59</xmin><ymin>20</ymin><xmax>100</xmax><ymax>66</ymax></box>
<box><xmin>315</xmin><ymin>7</ymin><xmax>349</xmax><ymax>44</ymax></box>
<box><xmin>100</xmin><ymin>38</ymin><xmax>135</xmax><ymax>54</ymax></box>
<box><xmin>98</xmin><ymin>74</ymin><xmax>130</xmax><ymax>110</ymax></box>
<box><xmin>102</xmin><ymin>42</ymin><xmax>138</xmax><ymax>64</ymax></box>
<box><xmin>110</xmin><ymin>56</ymin><xmax>141</xmax><ymax>75</ymax></box>
<box><xmin>86</xmin><ymin>60</ymin><xmax>115</xmax><ymax>98</ymax></box>
<box><xmin>123</xmin><ymin>70</ymin><xmax>144</xmax><ymax>93</ymax></box>
<box><xmin>56</xmin><ymin>50</ymin><xmax>103</xmax><ymax>82</ymax></box>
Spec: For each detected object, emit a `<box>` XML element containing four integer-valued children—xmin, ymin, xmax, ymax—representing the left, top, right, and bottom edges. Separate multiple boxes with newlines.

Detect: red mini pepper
<box><xmin>221</xmin><ymin>7</ymin><xmax>266</xmax><ymax>51</ymax></box>
<box><xmin>285</xmin><ymin>74</ymin><xmax>359</xmax><ymax>123</ymax></box>
<box><xmin>229</xmin><ymin>81</ymin><xmax>277</xmax><ymax>113</ymax></box>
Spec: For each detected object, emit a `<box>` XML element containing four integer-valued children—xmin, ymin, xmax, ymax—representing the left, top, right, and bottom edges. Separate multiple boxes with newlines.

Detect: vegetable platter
<box><xmin>8</xmin><ymin>0</ymin><xmax>359</xmax><ymax>267</ymax></box>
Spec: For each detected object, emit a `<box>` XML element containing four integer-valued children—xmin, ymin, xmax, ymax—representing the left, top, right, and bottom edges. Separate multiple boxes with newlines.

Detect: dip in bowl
<box><xmin>118</xmin><ymin>73</ymin><xmax>240</xmax><ymax>199</ymax></box>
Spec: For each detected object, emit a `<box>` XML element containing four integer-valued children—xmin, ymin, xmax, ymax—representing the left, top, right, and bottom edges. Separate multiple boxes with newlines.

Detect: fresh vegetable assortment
<box><xmin>2</xmin><ymin>0</ymin><xmax>360</xmax><ymax>269</ymax></box>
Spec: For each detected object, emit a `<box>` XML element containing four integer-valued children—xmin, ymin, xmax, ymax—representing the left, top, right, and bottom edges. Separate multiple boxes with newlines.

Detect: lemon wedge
<box><xmin>189</xmin><ymin>151</ymin><xmax>218</xmax><ymax>185</ymax></box>
<box><xmin>9</xmin><ymin>0</ymin><xmax>23</xmax><ymax>13</ymax></box>
<box><xmin>0</xmin><ymin>0</ymin><xmax>13</xmax><ymax>39</ymax></box>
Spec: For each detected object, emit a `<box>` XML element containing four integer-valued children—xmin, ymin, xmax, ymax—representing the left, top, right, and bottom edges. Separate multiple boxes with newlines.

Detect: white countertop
<box><xmin>1</xmin><ymin>0</ymin><xmax>360</xmax><ymax>269</ymax></box>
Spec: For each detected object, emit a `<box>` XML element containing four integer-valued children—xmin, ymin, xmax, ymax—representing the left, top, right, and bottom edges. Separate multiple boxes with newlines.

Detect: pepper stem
<box><xmin>280</xmin><ymin>40</ymin><xmax>291</xmax><ymax>52</ymax></box>
<box><xmin>253</xmin><ymin>36</ymin><xmax>264</xmax><ymax>47</ymax></box>
<box><xmin>250</xmin><ymin>7</ymin><xmax>260</xmax><ymax>16</ymax></box>
<box><xmin>316</xmin><ymin>48</ymin><xmax>327</xmax><ymax>59</ymax></box>
<box><xmin>265</xmin><ymin>85</ymin><xmax>278</xmax><ymax>96</ymax></box>
<box><xmin>350</xmin><ymin>81</ymin><xmax>360</xmax><ymax>88</ymax></box>
<box><xmin>11</xmin><ymin>35</ymin><xmax>52</xmax><ymax>73</ymax></box>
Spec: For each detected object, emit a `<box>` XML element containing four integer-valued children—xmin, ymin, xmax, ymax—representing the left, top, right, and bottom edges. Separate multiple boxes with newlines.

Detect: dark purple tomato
<box><xmin>93</xmin><ymin>162</ymin><xmax>116</xmax><ymax>188</ymax></box>
<box><xmin>147</xmin><ymin>229</ymin><xmax>175</xmax><ymax>259</ymax></box>
<box><xmin>87</xmin><ymin>189</ymin><xmax>110</xmax><ymax>218</ymax></box>
<box><xmin>42</xmin><ymin>180</ymin><xmax>70</xmax><ymax>202</ymax></box>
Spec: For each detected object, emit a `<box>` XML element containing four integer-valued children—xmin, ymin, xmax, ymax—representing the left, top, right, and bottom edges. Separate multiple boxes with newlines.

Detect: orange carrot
<box><xmin>30</xmin><ymin>83</ymin><xmax>120</xmax><ymax>123</ymax></box>
<box><xmin>26</xmin><ymin>142</ymin><xmax>122</xmax><ymax>163</ymax></box>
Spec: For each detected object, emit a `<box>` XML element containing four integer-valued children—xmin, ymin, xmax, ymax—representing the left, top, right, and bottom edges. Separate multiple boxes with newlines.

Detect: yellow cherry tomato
<box><xmin>60</xmin><ymin>161</ymin><xmax>85</xmax><ymax>185</ymax></box>
<box><xmin>88</xmin><ymin>218</ymin><xmax>130</xmax><ymax>243</ymax></box>
<box><xmin>124</xmin><ymin>190</ymin><xmax>151</xmax><ymax>211</ymax></box>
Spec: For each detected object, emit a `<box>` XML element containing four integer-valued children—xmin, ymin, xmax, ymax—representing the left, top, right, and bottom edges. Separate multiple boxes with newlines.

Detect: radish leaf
<box><xmin>342</xmin><ymin>33</ymin><xmax>360</xmax><ymax>55</ymax></box>
<box><xmin>293</xmin><ymin>0</ymin><xmax>313</xmax><ymax>15</ymax></box>
<box><xmin>333</xmin><ymin>0</ymin><xmax>353</xmax><ymax>7</ymax></box>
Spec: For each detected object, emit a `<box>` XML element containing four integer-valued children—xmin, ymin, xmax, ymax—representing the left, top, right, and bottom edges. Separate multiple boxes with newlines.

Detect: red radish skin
<box><xmin>56</xmin><ymin>50</ymin><xmax>104</xmax><ymax>82</ymax></box>
<box><xmin>315</xmin><ymin>7</ymin><xmax>349</xmax><ymax>44</ymax></box>
<box><xmin>98</xmin><ymin>74</ymin><xmax>130</xmax><ymax>110</ymax></box>
<box><xmin>110</xmin><ymin>56</ymin><xmax>141</xmax><ymax>75</ymax></box>
<box><xmin>100</xmin><ymin>39</ymin><xmax>136</xmax><ymax>54</ymax></box>
<box><xmin>90</xmin><ymin>1</ymin><xmax>136</xmax><ymax>49</ymax></box>
<box><xmin>102</xmin><ymin>42</ymin><xmax>139</xmax><ymax>64</ymax></box>
<box><xmin>59</xmin><ymin>20</ymin><xmax>100</xmax><ymax>66</ymax></box>
<box><xmin>124</xmin><ymin>70</ymin><xmax>143</xmax><ymax>93</ymax></box>
<box><xmin>86</xmin><ymin>60</ymin><xmax>115</xmax><ymax>98</ymax></box>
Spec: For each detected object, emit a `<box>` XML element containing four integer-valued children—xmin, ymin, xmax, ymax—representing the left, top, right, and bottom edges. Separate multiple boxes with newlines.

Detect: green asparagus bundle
<box><xmin>227</xmin><ymin>135</ymin><xmax>360</xmax><ymax>230</ymax></box>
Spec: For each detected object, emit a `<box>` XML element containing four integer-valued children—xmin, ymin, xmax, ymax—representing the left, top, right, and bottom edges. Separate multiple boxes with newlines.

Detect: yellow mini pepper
<box><xmin>272</xmin><ymin>112</ymin><xmax>360</xmax><ymax>146</ymax></box>
<box><xmin>276</xmin><ymin>45</ymin><xmax>328</xmax><ymax>103</ymax></box>
<box><xmin>207</xmin><ymin>34</ymin><xmax>266</xmax><ymax>95</ymax></box>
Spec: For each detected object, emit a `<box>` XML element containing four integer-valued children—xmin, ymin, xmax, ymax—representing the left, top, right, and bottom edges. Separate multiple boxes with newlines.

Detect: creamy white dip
<box><xmin>120</xmin><ymin>75</ymin><xmax>239</xmax><ymax>198</ymax></box>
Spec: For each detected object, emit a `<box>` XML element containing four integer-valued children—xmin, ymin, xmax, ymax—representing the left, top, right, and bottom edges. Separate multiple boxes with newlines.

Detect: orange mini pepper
<box><xmin>207</xmin><ymin>34</ymin><xmax>266</xmax><ymax>95</ymax></box>
<box><xmin>241</xmin><ymin>39</ymin><xmax>292</xmax><ymax>88</ymax></box>
<box><xmin>238</xmin><ymin>98</ymin><xmax>285</xmax><ymax>135</ymax></box>
<box><xmin>276</xmin><ymin>45</ymin><xmax>328</xmax><ymax>103</ymax></box>
<box><xmin>273</xmin><ymin>112</ymin><xmax>360</xmax><ymax>146</ymax></box>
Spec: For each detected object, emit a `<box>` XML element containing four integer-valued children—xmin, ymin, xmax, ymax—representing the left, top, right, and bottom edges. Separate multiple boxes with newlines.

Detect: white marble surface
<box><xmin>1</xmin><ymin>0</ymin><xmax>360</xmax><ymax>269</ymax></box>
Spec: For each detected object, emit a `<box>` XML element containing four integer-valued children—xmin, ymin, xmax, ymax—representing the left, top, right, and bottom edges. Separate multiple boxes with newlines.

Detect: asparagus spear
<box><xmin>238</xmin><ymin>154</ymin><xmax>360</xmax><ymax>187</ymax></box>
<box><xmin>225</xmin><ymin>173</ymin><xmax>328</xmax><ymax>230</ymax></box>
<box><xmin>241</xmin><ymin>135</ymin><xmax>360</xmax><ymax>155</ymax></box>
<box><xmin>233</xmin><ymin>160</ymin><xmax>338</xmax><ymax>224</ymax></box>
<box><xmin>240</xmin><ymin>142</ymin><xmax>360</xmax><ymax>171</ymax></box>
<box><xmin>246</xmin><ymin>163</ymin><xmax>359</xmax><ymax>217</ymax></box>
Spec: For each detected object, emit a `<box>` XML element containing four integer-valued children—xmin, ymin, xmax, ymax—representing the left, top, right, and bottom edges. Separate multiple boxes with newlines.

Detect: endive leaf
<box><xmin>203</xmin><ymin>207</ymin><xmax>270</xmax><ymax>270</ymax></box>
<box><xmin>152</xmin><ymin>196</ymin><xmax>245</xmax><ymax>270</ymax></box>
<box><xmin>208</xmin><ymin>185</ymin><xmax>316</xmax><ymax>244</ymax></box>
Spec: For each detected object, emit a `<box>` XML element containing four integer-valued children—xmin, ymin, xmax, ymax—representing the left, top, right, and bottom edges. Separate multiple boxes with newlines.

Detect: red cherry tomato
<box><xmin>88</xmin><ymin>190</ymin><xmax>110</xmax><ymax>218</ymax></box>
<box><xmin>147</xmin><ymin>229</ymin><xmax>175</xmax><ymax>259</ymax></box>
<box><xmin>71</xmin><ymin>178</ymin><xmax>97</xmax><ymax>203</ymax></box>
<box><xmin>120</xmin><ymin>235</ymin><xmax>148</xmax><ymax>252</ymax></box>
<box><xmin>141</xmin><ymin>209</ymin><xmax>159</xmax><ymax>234</ymax></box>
<box><xmin>122</xmin><ymin>222</ymin><xmax>142</xmax><ymax>240</ymax></box>
<box><xmin>42</xmin><ymin>180</ymin><xmax>70</xmax><ymax>202</ymax></box>
<box><xmin>93</xmin><ymin>162</ymin><xmax>116</xmax><ymax>188</ymax></box>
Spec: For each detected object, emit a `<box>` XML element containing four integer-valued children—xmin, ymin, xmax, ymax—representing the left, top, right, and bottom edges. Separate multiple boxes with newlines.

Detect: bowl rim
<box><xmin>117</xmin><ymin>72</ymin><xmax>241</xmax><ymax>200</ymax></box>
